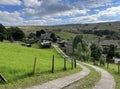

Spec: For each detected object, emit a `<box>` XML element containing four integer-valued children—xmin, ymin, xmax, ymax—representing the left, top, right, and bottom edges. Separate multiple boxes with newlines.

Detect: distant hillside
<box><xmin>6</xmin><ymin>21</ymin><xmax>120</xmax><ymax>35</ymax></box>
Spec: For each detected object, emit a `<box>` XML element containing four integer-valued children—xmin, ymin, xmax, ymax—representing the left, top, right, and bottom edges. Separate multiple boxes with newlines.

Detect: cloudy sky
<box><xmin>0</xmin><ymin>0</ymin><xmax>120</xmax><ymax>26</ymax></box>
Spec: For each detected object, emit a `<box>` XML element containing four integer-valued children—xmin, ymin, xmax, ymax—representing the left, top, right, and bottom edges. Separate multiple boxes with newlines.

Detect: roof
<box><xmin>99</xmin><ymin>40</ymin><xmax>120</xmax><ymax>49</ymax></box>
<box><xmin>41</xmin><ymin>33</ymin><xmax>52</xmax><ymax>40</ymax></box>
<box><xmin>85</xmin><ymin>38</ymin><xmax>99</xmax><ymax>44</ymax></box>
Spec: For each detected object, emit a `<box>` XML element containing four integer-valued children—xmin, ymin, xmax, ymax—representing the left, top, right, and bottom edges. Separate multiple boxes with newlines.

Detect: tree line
<box><xmin>80</xmin><ymin>29</ymin><xmax>120</xmax><ymax>40</ymax></box>
<box><xmin>0</xmin><ymin>24</ymin><xmax>25</xmax><ymax>42</ymax></box>
<box><xmin>73</xmin><ymin>35</ymin><xmax>116</xmax><ymax>65</ymax></box>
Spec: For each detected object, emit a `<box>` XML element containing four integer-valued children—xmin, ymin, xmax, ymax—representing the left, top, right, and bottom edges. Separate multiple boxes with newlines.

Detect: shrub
<box><xmin>7</xmin><ymin>27</ymin><xmax>25</xmax><ymax>41</ymax></box>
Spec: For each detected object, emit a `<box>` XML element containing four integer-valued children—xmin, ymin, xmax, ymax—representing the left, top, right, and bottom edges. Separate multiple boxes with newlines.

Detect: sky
<box><xmin>0</xmin><ymin>0</ymin><xmax>120</xmax><ymax>26</ymax></box>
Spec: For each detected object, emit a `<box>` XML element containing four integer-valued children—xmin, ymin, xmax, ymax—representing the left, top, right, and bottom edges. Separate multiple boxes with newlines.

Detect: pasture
<box><xmin>0</xmin><ymin>42</ymin><xmax>80</xmax><ymax>88</ymax></box>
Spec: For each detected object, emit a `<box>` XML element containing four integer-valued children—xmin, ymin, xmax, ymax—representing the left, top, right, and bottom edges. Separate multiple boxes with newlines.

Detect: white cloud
<box><xmin>24</xmin><ymin>0</ymin><xmax>42</xmax><ymax>7</ymax></box>
<box><xmin>1</xmin><ymin>0</ymin><xmax>120</xmax><ymax>26</ymax></box>
<box><xmin>43</xmin><ymin>17</ymin><xmax>62</xmax><ymax>22</ymax></box>
<box><xmin>43</xmin><ymin>0</ymin><xmax>62</xmax><ymax>5</ymax></box>
<box><xmin>0</xmin><ymin>11</ymin><xmax>23</xmax><ymax>25</ymax></box>
<box><xmin>50</xmin><ymin>9</ymin><xmax>88</xmax><ymax>17</ymax></box>
<box><xmin>22</xmin><ymin>20</ymin><xmax>46</xmax><ymax>25</ymax></box>
<box><xmin>0</xmin><ymin>0</ymin><xmax>21</xmax><ymax>5</ymax></box>
<box><xmin>22</xmin><ymin>7</ymin><xmax>88</xmax><ymax>19</ymax></box>
<box><xmin>22</xmin><ymin>8</ymin><xmax>38</xmax><ymax>18</ymax></box>
<box><xmin>0</xmin><ymin>10</ymin><xmax>63</xmax><ymax>26</ymax></box>
<box><xmin>98</xmin><ymin>6</ymin><xmax>120</xmax><ymax>17</ymax></box>
<box><xmin>22</xmin><ymin>17</ymin><xmax>62</xmax><ymax>25</ymax></box>
<box><xmin>74</xmin><ymin>0</ymin><xmax>112</xmax><ymax>9</ymax></box>
<box><xmin>70</xmin><ymin>15</ymin><xmax>98</xmax><ymax>23</ymax></box>
<box><xmin>69</xmin><ymin>6</ymin><xmax>120</xmax><ymax>24</ymax></box>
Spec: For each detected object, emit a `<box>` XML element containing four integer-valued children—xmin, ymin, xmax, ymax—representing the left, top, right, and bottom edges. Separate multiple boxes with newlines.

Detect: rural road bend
<box><xmin>25</xmin><ymin>63</ymin><xmax>90</xmax><ymax>89</ymax></box>
<box><xmin>83</xmin><ymin>63</ymin><xmax>115</xmax><ymax>89</ymax></box>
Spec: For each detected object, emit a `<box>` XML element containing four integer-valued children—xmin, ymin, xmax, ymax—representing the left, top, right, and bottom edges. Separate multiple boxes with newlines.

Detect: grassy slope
<box><xmin>55</xmin><ymin>31</ymin><xmax>98</xmax><ymax>40</ymax></box>
<box><xmin>14</xmin><ymin>21</ymin><xmax>120</xmax><ymax>34</ymax></box>
<box><xmin>0</xmin><ymin>42</ymin><xmax>80</xmax><ymax>89</ymax></box>
<box><xmin>55</xmin><ymin>31</ymin><xmax>76</xmax><ymax>40</ymax></box>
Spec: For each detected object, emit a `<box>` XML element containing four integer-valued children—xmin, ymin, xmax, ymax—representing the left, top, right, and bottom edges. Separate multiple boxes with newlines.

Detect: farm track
<box><xmin>83</xmin><ymin>63</ymin><xmax>115</xmax><ymax>89</ymax></box>
<box><xmin>26</xmin><ymin>45</ymin><xmax>115</xmax><ymax>89</ymax></box>
<box><xmin>25</xmin><ymin>45</ymin><xmax>90</xmax><ymax>89</ymax></box>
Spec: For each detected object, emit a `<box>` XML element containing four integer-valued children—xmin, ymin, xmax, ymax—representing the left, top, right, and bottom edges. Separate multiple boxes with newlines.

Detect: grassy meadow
<box><xmin>55</xmin><ymin>31</ymin><xmax>76</xmax><ymax>40</ymax></box>
<box><xmin>0</xmin><ymin>42</ymin><xmax>80</xmax><ymax>89</ymax></box>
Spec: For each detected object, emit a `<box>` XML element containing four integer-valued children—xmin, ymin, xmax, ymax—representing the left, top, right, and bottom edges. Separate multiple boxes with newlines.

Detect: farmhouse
<box><xmin>113</xmin><ymin>57</ymin><xmax>120</xmax><ymax>64</ymax></box>
<box><xmin>85</xmin><ymin>38</ymin><xmax>100</xmax><ymax>45</ymax></box>
<box><xmin>58</xmin><ymin>40</ymin><xmax>67</xmax><ymax>47</ymax></box>
<box><xmin>41</xmin><ymin>33</ymin><xmax>52</xmax><ymax>41</ymax></box>
<box><xmin>65</xmin><ymin>41</ymin><xmax>73</xmax><ymax>54</ymax></box>
<box><xmin>40</xmin><ymin>40</ymin><xmax>51</xmax><ymax>48</ymax></box>
<box><xmin>99</xmin><ymin>40</ymin><xmax>120</xmax><ymax>53</ymax></box>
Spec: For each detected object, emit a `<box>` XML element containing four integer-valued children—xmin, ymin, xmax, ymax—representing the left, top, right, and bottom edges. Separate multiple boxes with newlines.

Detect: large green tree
<box><xmin>50</xmin><ymin>32</ymin><xmax>57</xmax><ymax>42</ymax></box>
<box><xmin>73</xmin><ymin>35</ymin><xmax>83</xmax><ymax>49</ymax></box>
<box><xmin>36</xmin><ymin>29</ymin><xmax>46</xmax><ymax>37</ymax></box>
<box><xmin>90</xmin><ymin>43</ymin><xmax>103</xmax><ymax>62</ymax></box>
<box><xmin>76</xmin><ymin>39</ymin><xmax>91</xmax><ymax>61</ymax></box>
<box><xmin>0</xmin><ymin>23</ymin><xmax>8</xmax><ymax>41</ymax></box>
<box><xmin>7</xmin><ymin>27</ymin><xmax>25</xmax><ymax>41</ymax></box>
<box><xmin>107</xmin><ymin>44</ymin><xmax>116</xmax><ymax>59</ymax></box>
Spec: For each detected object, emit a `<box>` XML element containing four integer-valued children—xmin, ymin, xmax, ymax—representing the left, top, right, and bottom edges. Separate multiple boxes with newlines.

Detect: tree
<box><xmin>85</xmin><ymin>46</ymin><xmax>91</xmax><ymax>61</ymax></box>
<box><xmin>73</xmin><ymin>35</ymin><xmax>83</xmax><ymax>49</ymax></box>
<box><xmin>28</xmin><ymin>33</ymin><xmax>36</xmax><ymax>39</ymax></box>
<box><xmin>90</xmin><ymin>43</ymin><xmax>103</xmax><ymax>62</ymax></box>
<box><xmin>40</xmin><ymin>29</ymin><xmax>45</xmax><ymax>34</ymax></box>
<box><xmin>50</xmin><ymin>33</ymin><xmax>57</xmax><ymax>42</ymax></box>
<box><xmin>36</xmin><ymin>31</ymin><xmax>41</xmax><ymax>37</ymax></box>
<box><xmin>0</xmin><ymin>23</ymin><xmax>7</xmax><ymax>41</ymax></box>
<box><xmin>76</xmin><ymin>42</ymin><xmax>82</xmax><ymax>59</ymax></box>
<box><xmin>0</xmin><ymin>24</ymin><xmax>6</xmax><ymax>33</ymax></box>
<box><xmin>7</xmin><ymin>27</ymin><xmax>25</xmax><ymax>41</ymax></box>
<box><xmin>36</xmin><ymin>29</ymin><xmax>45</xmax><ymax>37</ymax></box>
<box><xmin>107</xmin><ymin>44</ymin><xmax>116</xmax><ymax>59</ymax></box>
<box><xmin>0</xmin><ymin>33</ymin><xmax>5</xmax><ymax>41</ymax></box>
<box><xmin>76</xmin><ymin>39</ymin><xmax>91</xmax><ymax>61</ymax></box>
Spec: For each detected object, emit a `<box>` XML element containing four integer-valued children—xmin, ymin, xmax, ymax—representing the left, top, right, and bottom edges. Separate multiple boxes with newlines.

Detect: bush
<box><xmin>7</xmin><ymin>27</ymin><xmax>25</xmax><ymax>41</ymax></box>
<box><xmin>0</xmin><ymin>23</ymin><xmax>8</xmax><ymax>41</ymax></box>
<box><xmin>115</xmin><ymin>51</ymin><xmax>120</xmax><ymax>58</ymax></box>
<box><xmin>50</xmin><ymin>33</ymin><xmax>57</xmax><ymax>42</ymax></box>
<box><xmin>0</xmin><ymin>33</ymin><xmax>5</xmax><ymax>41</ymax></box>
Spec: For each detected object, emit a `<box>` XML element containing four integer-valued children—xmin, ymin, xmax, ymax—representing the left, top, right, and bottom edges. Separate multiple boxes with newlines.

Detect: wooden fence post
<box><xmin>107</xmin><ymin>62</ymin><xmax>109</xmax><ymax>70</ymax></box>
<box><xmin>71</xmin><ymin>59</ymin><xmax>73</xmax><ymax>69</ymax></box>
<box><xmin>0</xmin><ymin>74</ymin><xmax>7</xmax><ymax>83</ymax></box>
<box><xmin>74</xmin><ymin>59</ymin><xmax>77</xmax><ymax>68</ymax></box>
<box><xmin>52</xmin><ymin>55</ymin><xmax>54</xmax><ymax>73</ymax></box>
<box><xmin>64</xmin><ymin>58</ymin><xmax>66</xmax><ymax>70</ymax></box>
<box><xmin>33</xmin><ymin>57</ymin><xmax>37</xmax><ymax>75</ymax></box>
<box><xmin>118</xmin><ymin>61</ymin><xmax>120</xmax><ymax>73</ymax></box>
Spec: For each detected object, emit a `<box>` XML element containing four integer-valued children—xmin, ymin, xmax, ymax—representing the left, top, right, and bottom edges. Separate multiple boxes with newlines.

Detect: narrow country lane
<box><xmin>25</xmin><ymin>63</ymin><xmax>90</xmax><ymax>89</ymax></box>
<box><xmin>83</xmin><ymin>63</ymin><xmax>115</xmax><ymax>89</ymax></box>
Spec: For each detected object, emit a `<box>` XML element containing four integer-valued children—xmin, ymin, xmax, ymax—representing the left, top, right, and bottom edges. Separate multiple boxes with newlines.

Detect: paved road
<box><xmin>83</xmin><ymin>63</ymin><xmax>115</xmax><ymax>89</ymax></box>
<box><xmin>25</xmin><ymin>63</ymin><xmax>90</xmax><ymax>89</ymax></box>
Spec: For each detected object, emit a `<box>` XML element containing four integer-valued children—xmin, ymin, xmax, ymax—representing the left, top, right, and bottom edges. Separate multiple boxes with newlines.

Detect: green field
<box><xmin>0</xmin><ymin>42</ymin><xmax>80</xmax><ymax>89</ymax></box>
<box><xmin>55</xmin><ymin>31</ymin><xmax>76</xmax><ymax>40</ymax></box>
<box><xmin>55</xmin><ymin>31</ymin><xmax>99</xmax><ymax>40</ymax></box>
